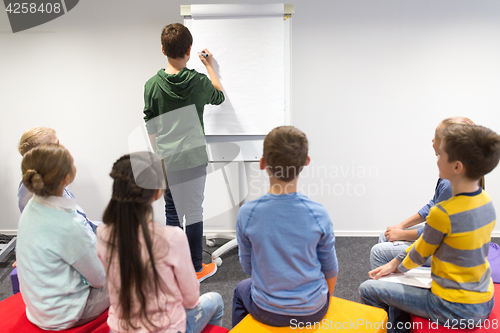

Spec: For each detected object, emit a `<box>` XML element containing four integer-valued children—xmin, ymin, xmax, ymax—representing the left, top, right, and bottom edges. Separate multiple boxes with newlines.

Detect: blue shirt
<box><xmin>416</xmin><ymin>178</ymin><xmax>452</xmax><ymax>237</ymax></box>
<box><xmin>236</xmin><ymin>192</ymin><xmax>338</xmax><ymax>316</ymax></box>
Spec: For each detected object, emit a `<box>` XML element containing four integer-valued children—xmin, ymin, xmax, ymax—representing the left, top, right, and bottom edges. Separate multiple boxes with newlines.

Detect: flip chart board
<box><xmin>183</xmin><ymin>3</ymin><xmax>293</xmax><ymax>136</ymax></box>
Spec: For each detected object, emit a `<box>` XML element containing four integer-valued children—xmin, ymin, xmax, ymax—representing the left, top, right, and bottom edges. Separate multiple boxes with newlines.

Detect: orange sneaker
<box><xmin>196</xmin><ymin>263</ymin><xmax>217</xmax><ymax>282</ymax></box>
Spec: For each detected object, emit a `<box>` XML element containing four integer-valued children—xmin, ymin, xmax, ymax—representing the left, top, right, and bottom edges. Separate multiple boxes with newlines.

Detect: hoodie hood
<box><xmin>156</xmin><ymin>68</ymin><xmax>199</xmax><ymax>100</ymax></box>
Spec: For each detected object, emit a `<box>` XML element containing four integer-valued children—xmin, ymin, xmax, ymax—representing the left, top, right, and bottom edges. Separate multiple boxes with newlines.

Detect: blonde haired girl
<box><xmin>17</xmin><ymin>144</ymin><xmax>109</xmax><ymax>330</ymax></box>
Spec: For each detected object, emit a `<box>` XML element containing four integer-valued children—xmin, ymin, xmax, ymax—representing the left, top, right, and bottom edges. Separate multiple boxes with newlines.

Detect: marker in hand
<box><xmin>199</xmin><ymin>50</ymin><xmax>212</xmax><ymax>67</ymax></box>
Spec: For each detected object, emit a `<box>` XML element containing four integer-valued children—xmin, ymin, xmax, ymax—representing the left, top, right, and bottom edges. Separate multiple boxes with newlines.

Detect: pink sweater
<box><xmin>97</xmin><ymin>223</ymin><xmax>200</xmax><ymax>333</ymax></box>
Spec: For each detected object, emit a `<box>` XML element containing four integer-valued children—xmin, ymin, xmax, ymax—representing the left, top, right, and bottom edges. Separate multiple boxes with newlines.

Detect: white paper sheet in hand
<box><xmin>188</xmin><ymin>15</ymin><xmax>285</xmax><ymax>135</ymax></box>
<box><xmin>377</xmin><ymin>267</ymin><xmax>432</xmax><ymax>289</ymax></box>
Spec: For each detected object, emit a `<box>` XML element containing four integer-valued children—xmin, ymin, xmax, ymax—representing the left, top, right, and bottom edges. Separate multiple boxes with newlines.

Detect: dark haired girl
<box><xmin>97</xmin><ymin>152</ymin><xmax>223</xmax><ymax>333</ymax></box>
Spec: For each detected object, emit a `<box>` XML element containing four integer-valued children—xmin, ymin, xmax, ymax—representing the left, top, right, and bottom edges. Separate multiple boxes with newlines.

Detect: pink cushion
<box><xmin>0</xmin><ymin>292</ymin><xmax>228</xmax><ymax>333</ymax></box>
<box><xmin>92</xmin><ymin>321</ymin><xmax>112</xmax><ymax>333</ymax></box>
<box><xmin>0</xmin><ymin>292</ymin><xmax>108</xmax><ymax>333</ymax></box>
<box><xmin>411</xmin><ymin>284</ymin><xmax>500</xmax><ymax>332</ymax></box>
<box><xmin>201</xmin><ymin>324</ymin><xmax>230</xmax><ymax>333</ymax></box>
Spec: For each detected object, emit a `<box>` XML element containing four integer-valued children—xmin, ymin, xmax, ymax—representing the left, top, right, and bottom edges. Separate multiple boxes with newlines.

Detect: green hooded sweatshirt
<box><xmin>143</xmin><ymin>68</ymin><xmax>225</xmax><ymax>171</ymax></box>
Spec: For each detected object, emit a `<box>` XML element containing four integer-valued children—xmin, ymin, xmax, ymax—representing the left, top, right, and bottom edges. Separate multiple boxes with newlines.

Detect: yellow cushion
<box><xmin>230</xmin><ymin>297</ymin><xmax>388</xmax><ymax>332</ymax></box>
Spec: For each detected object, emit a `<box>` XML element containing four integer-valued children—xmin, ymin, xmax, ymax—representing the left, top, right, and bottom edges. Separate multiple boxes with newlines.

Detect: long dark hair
<box><xmin>102</xmin><ymin>152</ymin><xmax>166</xmax><ymax>331</ymax></box>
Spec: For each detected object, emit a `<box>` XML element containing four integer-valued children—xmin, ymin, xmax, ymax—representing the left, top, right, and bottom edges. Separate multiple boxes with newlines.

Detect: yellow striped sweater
<box><xmin>397</xmin><ymin>188</ymin><xmax>495</xmax><ymax>304</ymax></box>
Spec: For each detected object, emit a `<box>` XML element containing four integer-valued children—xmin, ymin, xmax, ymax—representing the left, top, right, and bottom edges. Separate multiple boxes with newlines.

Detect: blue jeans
<box><xmin>165</xmin><ymin>164</ymin><xmax>207</xmax><ymax>272</ymax></box>
<box><xmin>232</xmin><ymin>279</ymin><xmax>330</xmax><ymax>328</ymax></box>
<box><xmin>185</xmin><ymin>292</ymin><xmax>224</xmax><ymax>333</ymax></box>
<box><xmin>164</xmin><ymin>164</ymin><xmax>207</xmax><ymax>226</ymax></box>
<box><xmin>359</xmin><ymin>279</ymin><xmax>494</xmax><ymax>333</ymax></box>
<box><xmin>370</xmin><ymin>232</ymin><xmax>430</xmax><ymax>270</ymax></box>
<box><xmin>109</xmin><ymin>292</ymin><xmax>223</xmax><ymax>333</ymax></box>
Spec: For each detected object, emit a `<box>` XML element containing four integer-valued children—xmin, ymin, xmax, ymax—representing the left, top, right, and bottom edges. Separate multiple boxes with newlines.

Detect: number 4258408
<box><xmin>5</xmin><ymin>2</ymin><xmax>62</xmax><ymax>14</ymax></box>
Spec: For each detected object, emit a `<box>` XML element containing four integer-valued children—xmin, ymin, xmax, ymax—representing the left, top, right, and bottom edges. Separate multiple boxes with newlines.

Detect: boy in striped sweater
<box><xmin>359</xmin><ymin>123</ymin><xmax>500</xmax><ymax>333</ymax></box>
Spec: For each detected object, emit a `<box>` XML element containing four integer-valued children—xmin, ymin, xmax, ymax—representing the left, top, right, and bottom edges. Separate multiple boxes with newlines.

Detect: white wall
<box><xmin>1</xmin><ymin>0</ymin><xmax>500</xmax><ymax>236</ymax></box>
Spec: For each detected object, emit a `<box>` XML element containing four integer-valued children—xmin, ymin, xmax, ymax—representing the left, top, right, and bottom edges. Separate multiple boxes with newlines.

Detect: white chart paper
<box><xmin>378</xmin><ymin>267</ymin><xmax>432</xmax><ymax>289</ymax></box>
<box><xmin>187</xmin><ymin>4</ymin><xmax>286</xmax><ymax>135</ymax></box>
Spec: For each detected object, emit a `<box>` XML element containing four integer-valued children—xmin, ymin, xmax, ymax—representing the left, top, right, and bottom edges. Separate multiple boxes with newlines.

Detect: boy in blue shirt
<box><xmin>232</xmin><ymin>126</ymin><xmax>338</xmax><ymax>327</ymax></box>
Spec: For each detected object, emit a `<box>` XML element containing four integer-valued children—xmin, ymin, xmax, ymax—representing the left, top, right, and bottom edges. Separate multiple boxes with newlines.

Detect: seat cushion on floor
<box><xmin>230</xmin><ymin>296</ymin><xmax>388</xmax><ymax>332</ymax></box>
<box><xmin>0</xmin><ymin>292</ymin><xmax>108</xmax><ymax>333</ymax></box>
<box><xmin>0</xmin><ymin>292</ymin><xmax>229</xmax><ymax>333</ymax></box>
<box><xmin>410</xmin><ymin>283</ymin><xmax>500</xmax><ymax>332</ymax></box>
<box><xmin>201</xmin><ymin>324</ymin><xmax>230</xmax><ymax>333</ymax></box>
<box><xmin>10</xmin><ymin>267</ymin><xmax>19</xmax><ymax>294</ymax></box>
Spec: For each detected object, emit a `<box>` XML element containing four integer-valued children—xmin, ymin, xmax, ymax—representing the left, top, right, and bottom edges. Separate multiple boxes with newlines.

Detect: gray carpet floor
<box><xmin>1</xmin><ymin>237</ymin><xmax>499</xmax><ymax>330</ymax></box>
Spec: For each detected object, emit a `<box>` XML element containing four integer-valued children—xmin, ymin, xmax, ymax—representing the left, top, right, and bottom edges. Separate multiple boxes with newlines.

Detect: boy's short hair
<box><xmin>440</xmin><ymin>124</ymin><xmax>500</xmax><ymax>180</ymax></box>
<box><xmin>161</xmin><ymin>23</ymin><xmax>193</xmax><ymax>59</ymax></box>
<box><xmin>263</xmin><ymin>126</ymin><xmax>308</xmax><ymax>182</ymax></box>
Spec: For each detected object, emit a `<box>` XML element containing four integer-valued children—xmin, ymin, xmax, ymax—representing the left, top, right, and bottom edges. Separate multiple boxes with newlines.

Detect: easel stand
<box><xmin>0</xmin><ymin>236</ymin><xmax>16</xmax><ymax>262</ymax></box>
<box><xmin>204</xmin><ymin>136</ymin><xmax>264</xmax><ymax>266</ymax></box>
<box><xmin>182</xmin><ymin>3</ymin><xmax>294</xmax><ymax>267</ymax></box>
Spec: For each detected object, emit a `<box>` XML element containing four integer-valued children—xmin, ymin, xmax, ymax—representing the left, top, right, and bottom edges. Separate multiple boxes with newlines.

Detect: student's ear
<box><xmin>259</xmin><ymin>157</ymin><xmax>267</xmax><ymax>170</ymax></box>
<box><xmin>305</xmin><ymin>156</ymin><xmax>311</xmax><ymax>166</ymax></box>
<box><xmin>161</xmin><ymin>45</ymin><xmax>167</xmax><ymax>56</ymax></box>
<box><xmin>63</xmin><ymin>173</ymin><xmax>72</xmax><ymax>186</ymax></box>
<box><xmin>454</xmin><ymin>161</ymin><xmax>464</xmax><ymax>175</ymax></box>
<box><xmin>152</xmin><ymin>189</ymin><xmax>163</xmax><ymax>202</ymax></box>
<box><xmin>186</xmin><ymin>45</ymin><xmax>192</xmax><ymax>57</ymax></box>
